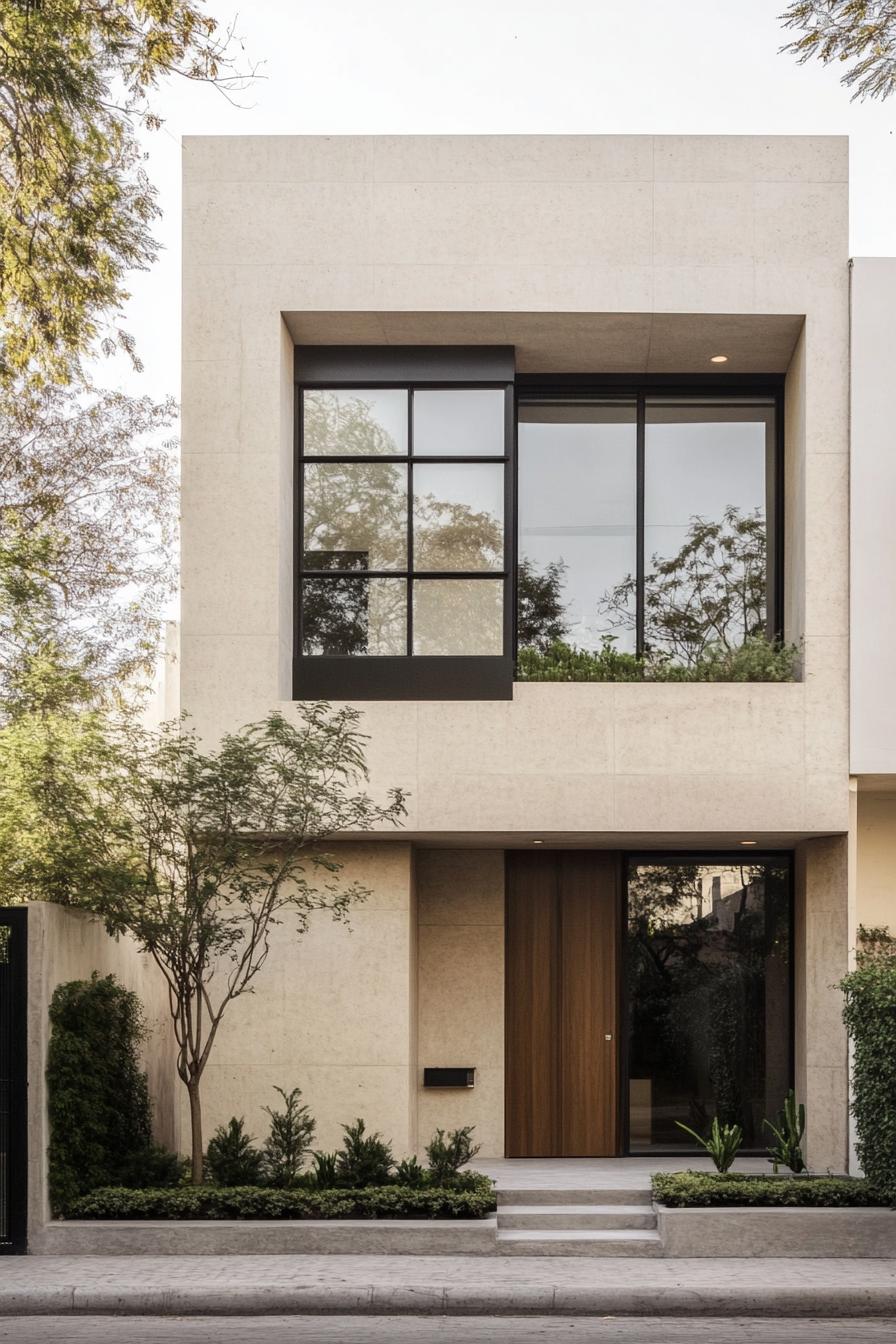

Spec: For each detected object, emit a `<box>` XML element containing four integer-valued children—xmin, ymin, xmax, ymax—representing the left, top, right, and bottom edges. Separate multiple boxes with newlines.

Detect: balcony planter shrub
<box><xmin>516</xmin><ymin>635</ymin><xmax>798</xmax><ymax>684</ymax></box>
<box><xmin>62</xmin><ymin>1175</ymin><xmax>496</xmax><ymax>1221</ymax></box>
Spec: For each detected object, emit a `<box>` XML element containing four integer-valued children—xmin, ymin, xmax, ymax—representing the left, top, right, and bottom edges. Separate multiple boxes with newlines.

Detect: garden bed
<box><xmin>64</xmin><ymin>1177</ymin><xmax>496</xmax><ymax>1222</ymax></box>
<box><xmin>653</xmin><ymin>1172</ymin><xmax>896</xmax><ymax>1259</ymax></box>
<box><xmin>652</xmin><ymin>1172</ymin><xmax>889</xmax><ymax>1208</ymax></box>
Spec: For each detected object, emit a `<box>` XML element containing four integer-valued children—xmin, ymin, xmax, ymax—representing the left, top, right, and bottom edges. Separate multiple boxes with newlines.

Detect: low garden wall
<box><xmin>31</xmin><ymin>1217</ymin><xmax>498</xmax><ymax>1256</ymax></box>
<box><xmin>657</xmin><ymin>1206</ymin><xmax>896</xmax><ymax>1258</ymax></box>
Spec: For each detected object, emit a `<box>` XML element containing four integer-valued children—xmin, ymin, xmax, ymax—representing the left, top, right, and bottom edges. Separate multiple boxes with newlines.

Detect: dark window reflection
<box><xmin>627</xmin><ymin>857</ymin><xmax>791</xmax><ymax>1152</ymax></box>
<box><xmin>517</xmin><ymin>401</ymin><xmax>637</xmax><ymax>653</ymax></box>
<box><xmin>301</xmin><ymin>577</ymin><xmax>406</xmax><ymax>655</ymax></box>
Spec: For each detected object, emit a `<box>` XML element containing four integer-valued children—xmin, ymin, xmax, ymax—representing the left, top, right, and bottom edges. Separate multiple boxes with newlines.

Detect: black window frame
<box><xmin>621</xmin><ymin>848</ymin><xmax>795</xmax><ymax>1157</ymax></box>
<box><xmin>294</xmin><ymin>347</ymin><xmax>516</xmax><ymax>700</ymax></box>
<box><xmin>515</xmin><ymin>373</ymin><xmax>785</xmax><ymax>663</ymax></box>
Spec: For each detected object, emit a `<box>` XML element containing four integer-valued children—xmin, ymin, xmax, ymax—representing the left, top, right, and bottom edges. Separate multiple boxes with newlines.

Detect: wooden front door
<box><xmin>505</xmin><ymin>850</ymin><xmax>620</xmax><ymax>1157</ymax></box>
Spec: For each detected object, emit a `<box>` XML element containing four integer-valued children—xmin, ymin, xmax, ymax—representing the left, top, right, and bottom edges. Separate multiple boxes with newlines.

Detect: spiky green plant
<box><xmin>676</xmin><ymin>1115</ymin><xmax>743</xmax><ymax>1173</ymax></box>
<box><xmin>764</xmin><ymin>1090</ymin><xmax>806</xmax><ymax>1174</ymax></box>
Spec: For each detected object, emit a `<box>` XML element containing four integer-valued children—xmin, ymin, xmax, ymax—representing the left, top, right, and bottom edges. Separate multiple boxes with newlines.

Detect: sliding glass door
<box><xmin>626</xmin><ymin>855</ymin><xmax>792</xmax><ymax>1152</ymax></box>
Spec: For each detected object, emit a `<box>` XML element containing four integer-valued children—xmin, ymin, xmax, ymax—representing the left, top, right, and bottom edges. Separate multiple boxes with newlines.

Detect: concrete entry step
<box><xmin>496</xmin><ymin>1186</ymin><xmax>653</xmax><ymax>1206</ymax></box>
<box><xmin>498</xmin><ymin>1203</ymin><xmax>657</xmax><ymax>1230</ymax></box>
<box><xmin>497</xmin><ymin>1227</ymin><xmax>664</xmax><ymax>1257</ymax></box>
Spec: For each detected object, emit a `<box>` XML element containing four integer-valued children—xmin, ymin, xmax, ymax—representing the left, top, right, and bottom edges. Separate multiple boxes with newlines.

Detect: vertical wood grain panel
<box><xmin>505</xmin><ymin>850</ymin><xmax>620</xmax><ymax>1157</ymax></box>
<box><xmin>504</xmin><ymin>851</ymin><xmax>559</xmax><ymax>1156</ymax></box>
<box><xmin>559</xmin><ymin>851</ymin><xmax>619</xmax><ymax>1156</ymax></box>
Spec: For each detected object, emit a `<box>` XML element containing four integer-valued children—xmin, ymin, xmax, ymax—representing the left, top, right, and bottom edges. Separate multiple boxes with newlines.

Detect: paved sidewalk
<box><xmin>3</xmin><ymin>1256</ymin><xmax>896</xmax><ymax>1319</ymax></box>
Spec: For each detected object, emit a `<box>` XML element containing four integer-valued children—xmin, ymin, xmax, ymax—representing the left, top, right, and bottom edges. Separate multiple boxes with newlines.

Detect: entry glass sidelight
<box><xmin>505</xmin><ymin>851</ymin><xmax>620</xmax><ymax>1158</ymax></box>
<box><xmin>625</xmin><ymin>856</ymin><xmax>792</xmax><ymax>1153</ymax></box>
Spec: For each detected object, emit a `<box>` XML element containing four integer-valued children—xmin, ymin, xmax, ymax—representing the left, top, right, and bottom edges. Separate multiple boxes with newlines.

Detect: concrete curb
<box><xmin>4</xmin><ymin>1281</ymin><xmax>896</xmax><ymax>1318</ymax></box>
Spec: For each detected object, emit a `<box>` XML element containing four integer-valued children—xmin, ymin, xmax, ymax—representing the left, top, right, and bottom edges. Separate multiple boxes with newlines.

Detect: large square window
<box><xmin>296</xmin><ymin>376</ymin><xmax>510</xmax><ymax>694</ymax></box>
<box><xmin>517</xmin><ymin>391</ymin><xmax>779</xmax><ymax>671</ymax></box>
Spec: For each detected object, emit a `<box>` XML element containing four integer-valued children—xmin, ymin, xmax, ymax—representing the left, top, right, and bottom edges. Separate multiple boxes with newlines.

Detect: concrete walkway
<box><xmin>477</xmin><ymin>1156</ymin><xmax>773</xmax><ymax>1190</ymax></box>
<box><xmin>4</xmin><ymin>1255</ymin><xmax>896</xmax><ymax>1319</ymax></box>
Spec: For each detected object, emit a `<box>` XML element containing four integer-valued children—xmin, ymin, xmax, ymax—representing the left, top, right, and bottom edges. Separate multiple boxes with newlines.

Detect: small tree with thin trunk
<box><xmin>83</xmin><ymin>705</ymin><xmax>405</xmax><ymax>1183</ymax></box>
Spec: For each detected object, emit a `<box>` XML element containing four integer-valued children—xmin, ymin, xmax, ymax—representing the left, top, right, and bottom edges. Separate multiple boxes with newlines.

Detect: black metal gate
<box><xmin>0</xmin><ymin>908</ymin><xmax>27</xmax><ymax>1254</ymax></box>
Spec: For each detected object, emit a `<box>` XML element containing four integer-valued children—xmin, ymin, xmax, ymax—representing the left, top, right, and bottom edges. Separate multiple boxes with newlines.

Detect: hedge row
<box><xmin>652</xmin><ymin>1172</ymin><xmax>890</xmax><ymax>1209</ymax></box>
<box><xmin>64</xmin><ymin>1177</ymin><xmax>497</xmax><ymax>1221</ymax></box>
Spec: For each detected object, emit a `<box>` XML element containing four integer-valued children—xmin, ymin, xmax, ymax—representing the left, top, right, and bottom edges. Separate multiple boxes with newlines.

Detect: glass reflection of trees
<box><xmin>627</xmin><ymin>859</ymin><xmax>791</xmax><ymax>1151</ymax></box>
<box><xmin>602</xmin><ymin>507</ymin><xmax>768</xmax><ymax>666</ymax></box>
<box><xmin>301</xmin><ymin>391</ymin><xmax>505</xmax><ymax>657</ymax></box>
<box><xmin>519</xmin><ymin>507</ymin><xmax>769</xmax><ymax>667</ymax></box>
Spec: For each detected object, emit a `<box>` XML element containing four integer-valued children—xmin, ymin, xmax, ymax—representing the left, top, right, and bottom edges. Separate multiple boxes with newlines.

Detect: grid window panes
<box><xmin>517</xmin><ymin>394</ymin><xmax>776</xmax><ymax>667</ymax></box>
<box><xmin>627</xmin><ymin>856</ymin><xmax>792</xmax><ymax>1153</ymax></box>
<box><xmin>300</xmin><ymin>387</ymin><xmax>508</xmax><ymax>658</ymax></box>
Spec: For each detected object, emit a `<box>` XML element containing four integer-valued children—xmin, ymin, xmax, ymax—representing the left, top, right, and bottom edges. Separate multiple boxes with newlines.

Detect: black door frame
<box><xmin>0</xmin><ymin>907</ymin><xmax>28</xmax><ymax>1254</ymax></box>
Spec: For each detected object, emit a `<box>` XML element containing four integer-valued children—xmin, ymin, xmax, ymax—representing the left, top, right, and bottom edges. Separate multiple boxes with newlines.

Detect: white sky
<box><xmin>110</xmin><ymin>0</ymin><xmax>896</xmax><ymax>403</ymax></box>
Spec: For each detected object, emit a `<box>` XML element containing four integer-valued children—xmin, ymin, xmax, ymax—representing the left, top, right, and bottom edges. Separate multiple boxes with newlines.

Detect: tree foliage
<box><xmin>780</xmin><ymin>2</ymin><xmax>896</xmax><ymax>101</ymax></box>
<box><xmin>36</xmin><ymin>704</ymin><xmax>405</xmax><ymax>1183</ymax></box>
<box><xmin>0</xmin><ymin>380</ymin><xmax>177</xmax><ymax>706</ymax></box>
<box><xmin>0</xmin><ymin>0</ymin><xmax>252</xmax><ymax>380</ymax></box>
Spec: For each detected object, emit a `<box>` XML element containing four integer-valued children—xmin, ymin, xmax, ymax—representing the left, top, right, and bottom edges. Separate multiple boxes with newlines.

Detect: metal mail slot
<box><xmin>423</xmin><ymin>1067</ymin><xmax>475</xmax><ymax>1089</ymax></box>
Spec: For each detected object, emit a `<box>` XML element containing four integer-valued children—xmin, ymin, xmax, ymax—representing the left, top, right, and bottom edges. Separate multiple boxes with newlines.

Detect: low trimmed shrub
<box><xmin>652</xmin><ymin>1172</ymin><xmax>888</xmax><ymax>1208</ymax></box>
<box><xmin>64</xmin><ymin>1176</ymin><xmax>496</xmax><ymax>1221</ymax></box>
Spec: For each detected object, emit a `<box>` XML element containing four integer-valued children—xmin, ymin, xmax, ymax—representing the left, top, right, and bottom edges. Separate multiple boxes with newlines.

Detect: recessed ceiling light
<box><xmin>739</xmin><ymin>839</ymin><xmax>757</xmax><ymax>846</ymax></box>
<box><xmin>710</xmin><ymin>354</ymin><xmax>729</xmax><ymax>364</ymax></box>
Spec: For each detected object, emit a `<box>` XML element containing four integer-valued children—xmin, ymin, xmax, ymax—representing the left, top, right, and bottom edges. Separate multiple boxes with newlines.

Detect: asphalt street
<box><xmin>0</xmin><ymin>1317</ymin><xmax>894</xmax><ymax>1343</ymax></box>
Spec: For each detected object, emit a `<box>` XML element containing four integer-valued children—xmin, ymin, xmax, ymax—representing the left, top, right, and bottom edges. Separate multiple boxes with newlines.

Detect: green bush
<box><xmin>205</xmin><ymin>1118</ymin><xmax>264</xmax><ymax>1187</ymax></box>
<box><xmin>336</xmin><ymin>1118</ymin><xmax>394</xmax><ymax>1187</ymax></box>
<box><xmin>652</xmin><ymin>1172</ymin><xmax>888</xmax><ymax>1208</ymax></box>
<box><xmin>65</xmin><ymin>1175</ymin><xmax>497</xmax><ymax>1221</ymax></box>
<box><xmin>263</xmin><ymin>1086</ymin><xmax>316</xmax><ymax>1189</ymax></box>
<box><xmin>309</xmin><ymin>1150</ymin><xmax>339</xmax><ymax>1190</ymax></box>
<box><xmin>425</xmin><ymin>1126</ymin><xmax>481</xmax><ymax>1185</ymax></box>
<box><xmin>841</xmin><ymin>932</ymin><xmax>896</xmax><ymax>1199</ymax></box>
<box><xmin>395</xmin><ymin>1155</ymin><xmax>427</xmax><ymax>1188</ymax></box>
<box><xmin>516</xmin><ymin>635</ymin><xmax>798</xmax><ymax>684</ymax></box>
<box><xmin>47</xmin><ymin>973</ymin><xmax>181</xmax><ymax>1214</ymax></box>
